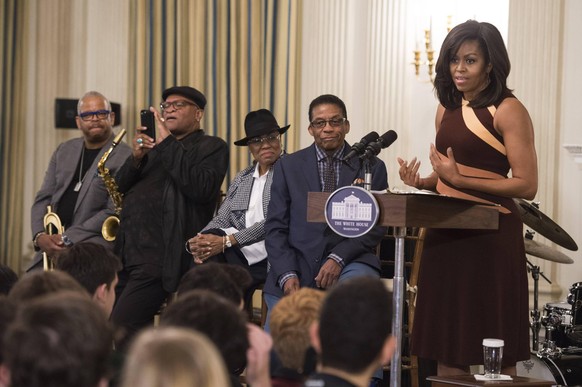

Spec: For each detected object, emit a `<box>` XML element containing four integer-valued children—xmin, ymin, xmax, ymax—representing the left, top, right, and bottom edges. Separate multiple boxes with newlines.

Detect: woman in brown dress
<box><xmin>398</xmin><ymin>20</ymin><xmax>538</xmax><ymax>376</ymax></box>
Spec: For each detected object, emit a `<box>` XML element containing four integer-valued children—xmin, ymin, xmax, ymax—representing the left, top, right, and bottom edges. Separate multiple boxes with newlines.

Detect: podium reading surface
<box><xmin>427</xmin><ymin>375</ymin><xmax>553</xmax><ymax>387</ymax></box>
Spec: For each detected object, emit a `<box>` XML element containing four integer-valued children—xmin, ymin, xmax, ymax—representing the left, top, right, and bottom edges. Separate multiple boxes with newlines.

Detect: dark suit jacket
<box><xmin>264</xmin><ymin>143</ymin><xmax>388</xmax><ymax>297</ymax></box>
<box><xmin>29</xmin><ymin>134</ymin><xmax>131</xmax><ymax>270</ymax></box>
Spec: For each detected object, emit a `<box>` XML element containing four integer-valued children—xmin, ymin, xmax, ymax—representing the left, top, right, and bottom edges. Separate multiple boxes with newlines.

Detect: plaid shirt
<box><xmin>202</xmin><ymin>162</ymin><xmax>275</xmax><ymax>246</ymax></box>
<box><xmin>315</xmin><ymin>143</ymin><xmax>345</xmax><ymax>191</ymax></box>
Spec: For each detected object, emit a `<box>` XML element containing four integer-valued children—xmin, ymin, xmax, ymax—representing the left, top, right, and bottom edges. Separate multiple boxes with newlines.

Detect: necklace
<box><xmin>73</xmin><ymin>146</ymin><xmax>86</xmax><ymax>192</ymax></box>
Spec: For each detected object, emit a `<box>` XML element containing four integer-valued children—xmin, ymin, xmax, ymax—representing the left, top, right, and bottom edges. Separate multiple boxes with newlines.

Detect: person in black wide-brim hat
<box><xmin>186</xmin><ymin>108</ymin><xmax>290</xmax><ymax>310</ymax></box>
<box><xmin>234</xmin><ymin>108</ymin><xmax>290</xmax><ymax>147</ymax></box>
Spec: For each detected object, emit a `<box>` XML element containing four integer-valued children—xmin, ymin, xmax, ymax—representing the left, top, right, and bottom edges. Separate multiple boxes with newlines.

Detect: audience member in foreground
<box><xmin>55</xmin><ymin>241</ymin><xmax>122</xmax><ymax>316</ymax></box>
<box><xmin>0</xmin><ymin>292</ymin><xmax>114</xmax><ymax>387</ymax></box>
<box><xmin>177</xmin><ymin>261</ymin><xmax>251</xmax><ymax>309</ymax></box>
<box><xmin>120</xmin><ymin>326</ymin><xmax>230</xmax><ymax>387</ymax></box>
<box><xmin>305</xmin><ymin>277</ymin><xmax>395</xmax><ymax>387</ymax></box>
<box><xmin>270</xmin><ymin>288</ymin><xmax>324</xmax><ymax>386</ymax></box>
<box><xmin>161</xmin><ymin>289</ymin><xmax>272</xmax><ymax>387</ymax></box>
<box><xmin>7</xmin><ymin>270</ymin><xmax>87</xmax><ymax>303</ymax></box>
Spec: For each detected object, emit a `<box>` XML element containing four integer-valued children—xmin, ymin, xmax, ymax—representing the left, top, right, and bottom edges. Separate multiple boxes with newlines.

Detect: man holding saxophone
<box><xmin>29</xmin><ymin>91</ymin><xmax>131</xmax><ymax>271</ymax></box>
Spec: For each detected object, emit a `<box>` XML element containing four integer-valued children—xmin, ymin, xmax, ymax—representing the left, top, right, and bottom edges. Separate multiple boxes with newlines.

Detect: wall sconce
<box><xmin>412</xmin><ymin>28</ymin><xmax>435</xmax><ymax>82</ymax></box>
<box><xmin>412</xmin><ymin>16</ymin><xmax>452</xmax><ymax>82</ymax></box>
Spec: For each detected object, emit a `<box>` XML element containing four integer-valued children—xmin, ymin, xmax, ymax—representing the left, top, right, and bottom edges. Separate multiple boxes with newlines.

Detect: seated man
<box><xmin>305</xmin><ymin>277</ymin><xmax>395</xmax><ymax>387</ymax></box>
<box><xmin>0</xmin><ymin>292</ymin><xmax>114</xmax><ymax>387</ymax></box>
<box><xmin>264</xmin><ymin>94</ymin><xmax>388</xmax><ymax>328</ymax></box>
<box><xmin>187</xmin><ymin>109</ymin><xmax>289</xmax><ymax>306</ymax></box>
<box><xmin>55</xmin><ymin>241</ymin><xmax>122</xmax><ymax>316</ymax></box>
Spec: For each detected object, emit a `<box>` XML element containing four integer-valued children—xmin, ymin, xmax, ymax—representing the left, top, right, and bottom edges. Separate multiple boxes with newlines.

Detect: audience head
<box><xmin>311</xmin><ymin>277</ymin><xmax>395</xmax><ymax>374</ymax></box>
<box><xmin>1</xmin><ymin>292</ymin><xmax>114</xmax><ymax>387</ymax></box>
<box><xmin>76</xmin><ymin>91</ymin><xmax>115</xmax><ymax>147</ymax></box>
<box><xmin>307</xmin><ymin>94</ymin><xmax>350</xmax><ymax>154</ymax></box>
<box><xmin>55</xmin><ymin>242</ymin><xmax>121</xmax><ymax>316</ymax></box>
<box><xmin>8</xmin><ymin>270</ymin><xmax>87</xmax><ymax>303</ymax></box>
<box><xmin>161</xmin><ymin>289</ymin><xmax>249</xmax><ymax>374</ymax></box>
<box><xmin>0</xmin><ymin>264</ymin><xmax>18</xmax><ymax>295</ymax></box>
<box><xmin>177</xmin><ymin>262</ymin><xmax>250</xmax><ymax>309</ymax></box>
<box><xmin>120</xmin><ymin>326</ymin><xmax>230</xmax><ymax>387</ymax></box>
<box><xmin>270</xmin><ymin>288</ymin><xmax>325</xmax><ymax>372</ymax></box>
<box><xmin>0</xmin><ymin>295</ymin><xmax>17</xmax><ymax>364</ymax></box>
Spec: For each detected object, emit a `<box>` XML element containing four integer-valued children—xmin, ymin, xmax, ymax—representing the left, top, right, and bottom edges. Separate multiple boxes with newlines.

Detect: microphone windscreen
<box><xmin>379</xmin><ymin>130</ymin><xmax>398</xmax><ymax>148</ymax></box>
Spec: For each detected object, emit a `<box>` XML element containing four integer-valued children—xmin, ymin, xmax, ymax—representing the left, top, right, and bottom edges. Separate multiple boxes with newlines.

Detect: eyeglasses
<box><xmin>247</xmin><ymin>133</ymin><xmax>281</xmax><ymax>146</ymax></box>
<box><xmin>79</xmin><ymin>110</ymin><xmax>111</xmax><ymax>121</ymax></box>
<box><xmin>309</xmin><ymin>117</ymin><xmax>346</xmax><ymax>129</ymax></box>
<box><xmin>160</xmin><ymin>100</ymin><xmax>198</xmax><ymax>111</ymax></box>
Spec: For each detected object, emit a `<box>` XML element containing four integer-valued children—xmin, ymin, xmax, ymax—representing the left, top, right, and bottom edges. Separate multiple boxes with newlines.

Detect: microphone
<box><xmin>359</xmin><ymin>130</ymin><xmax>398</xmax><ymax>160</ymax></box>
<box><xmin>342</xmin><ymin>131</ymin><xmax>380</xmax><ymax>161</ymax></box>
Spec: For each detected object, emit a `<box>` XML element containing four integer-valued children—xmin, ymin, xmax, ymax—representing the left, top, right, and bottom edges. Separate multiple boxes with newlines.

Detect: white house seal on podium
<box><xmin>324</xmin><ymin>186</ymin><xmax>380</xmax><ymax>238</ymax></box>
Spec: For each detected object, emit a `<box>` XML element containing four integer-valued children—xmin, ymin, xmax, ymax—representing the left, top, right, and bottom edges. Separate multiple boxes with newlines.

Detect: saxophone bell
<box><xmin>101</xmin><ymin>215</ymin><xmax>120</xmax><ymax>242</ymax></box>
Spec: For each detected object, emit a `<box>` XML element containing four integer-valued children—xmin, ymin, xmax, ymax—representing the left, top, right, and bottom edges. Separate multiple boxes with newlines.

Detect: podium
<box><xmin>308</xmin><ymin>191</ymin><xmax>499</xmax><ymax>387</ymax></box>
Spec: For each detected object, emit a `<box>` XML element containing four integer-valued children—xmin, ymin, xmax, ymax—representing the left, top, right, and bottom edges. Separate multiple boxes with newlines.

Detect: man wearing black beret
<box><xmin>111</xmin><ymin>86</ymin><xmax>229</xmax><ymax>350</ymax></box>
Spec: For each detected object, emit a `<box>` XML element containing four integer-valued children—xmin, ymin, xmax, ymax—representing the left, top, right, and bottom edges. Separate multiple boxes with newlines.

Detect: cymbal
<box><xmin>524</xmin><ymin>238</ymin><xmax>574</xmax><ymax>264</ymax></box>
<box><xmin>514</xmin><ymin>199</ymin><xmax>578</xmax><ymax>251</ymax></box>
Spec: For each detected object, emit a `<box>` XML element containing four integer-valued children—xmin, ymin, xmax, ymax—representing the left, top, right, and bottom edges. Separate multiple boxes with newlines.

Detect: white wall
<box><xmin>556</xmin><ymin>0</ymin><xmax>582</xmax><ymax>298</ymax></box>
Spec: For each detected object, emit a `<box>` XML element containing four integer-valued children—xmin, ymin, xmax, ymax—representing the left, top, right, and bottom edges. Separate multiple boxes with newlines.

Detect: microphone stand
<box><xmin>363</xmin><ymin>158</ymin><xmax>372</xmax><ymax>192</ymax></box>
<box><xmin>360</xmin><ymin>154</ymin><xmax>404</xmax><ymax>387</ymax></box>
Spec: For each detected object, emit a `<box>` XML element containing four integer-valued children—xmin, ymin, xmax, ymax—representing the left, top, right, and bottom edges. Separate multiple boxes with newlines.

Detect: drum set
<box><xmin>512</xmin><ymin>199</ymin><xmax>582</xmax><ymax>385</ymax></box>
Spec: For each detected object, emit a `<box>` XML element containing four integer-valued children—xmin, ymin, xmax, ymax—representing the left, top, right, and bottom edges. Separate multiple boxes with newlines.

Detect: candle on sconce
<box><xmin>429</xmin><ymin>16</ymin><xmax>433</xmax><ymax>49</ymax></box>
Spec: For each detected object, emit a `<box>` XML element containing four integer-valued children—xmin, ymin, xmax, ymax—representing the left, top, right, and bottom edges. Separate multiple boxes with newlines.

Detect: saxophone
<box><xmin>98</xmin><ymin>129</ymin><xmax>126</xmax><ymax>241</ymax></box>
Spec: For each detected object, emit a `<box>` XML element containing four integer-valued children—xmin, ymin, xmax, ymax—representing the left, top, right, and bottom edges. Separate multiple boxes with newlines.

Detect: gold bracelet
<box><xmin>222</xmin><ymin>236</ymin><xmax>225</xmax><ymax>253</ymax></box>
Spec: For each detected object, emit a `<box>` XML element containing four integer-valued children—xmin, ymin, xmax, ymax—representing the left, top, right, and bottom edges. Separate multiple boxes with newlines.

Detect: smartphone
<box><xmin>140</xmin><ymin>109</ymin><xmax>156</xmax><ymax>141</ymax></box>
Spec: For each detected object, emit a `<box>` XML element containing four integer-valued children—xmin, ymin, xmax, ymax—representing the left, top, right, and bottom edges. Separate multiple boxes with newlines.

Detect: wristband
<box><xmin>33</xmin><ymin>231</ymin><xmax>46</xmax><ymax>248</ymax></box>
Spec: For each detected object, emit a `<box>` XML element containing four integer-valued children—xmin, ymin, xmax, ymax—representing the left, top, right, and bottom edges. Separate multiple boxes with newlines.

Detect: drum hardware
<box><xmin>539</xmin><ymin>308</ymin><xmax>564</xmax><ymax>358</ymax></box>
<box><xmin>527</xmin><ymin>254</ymin><xmax>552</xmax><ymax>352</ymax></box>
<box><xmin>514</xmin><ymin>198</ymin><xmax>578</xmax><ymax>251</ymax></box>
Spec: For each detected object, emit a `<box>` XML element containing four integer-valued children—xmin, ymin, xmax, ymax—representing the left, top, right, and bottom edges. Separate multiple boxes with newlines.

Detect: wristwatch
<box><xmin>61</xmin><ymin>234</ymin><xmax>74</xmax><ymax>247</ymax></box>
<box><xmin>224</xmin><ymin>235</ymin><xmax>232</xmax><ymax>248</ymax></box>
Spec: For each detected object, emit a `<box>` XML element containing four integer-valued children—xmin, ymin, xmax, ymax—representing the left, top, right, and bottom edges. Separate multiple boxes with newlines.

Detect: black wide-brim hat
<box><xmin>162</xmin><ymin>86</ymin><xmax>207</xmax><ymax>109</ymax></box>
<box><xmin>234</xmin><ymin>109</ymin><xmax>290</xmax><ymax>146</ymax></box>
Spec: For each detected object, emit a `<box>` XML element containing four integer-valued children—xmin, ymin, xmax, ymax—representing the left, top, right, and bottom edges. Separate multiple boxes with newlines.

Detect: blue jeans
<box><xmin>264</xmin><ymin>262</ymin><xmax>379</xmax><ymax>332</ymax></box>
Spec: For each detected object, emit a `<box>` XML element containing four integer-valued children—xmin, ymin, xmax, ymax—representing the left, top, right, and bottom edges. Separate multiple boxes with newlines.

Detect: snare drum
<box><xmin>543</xmin><ymin>302</ymin><xmax>573</xmax><ymax>348</ymax></box>
<box><xmin>517</xmin><ymin>353</ymin><xmax>582</xmax><ymax>386</ymax></box>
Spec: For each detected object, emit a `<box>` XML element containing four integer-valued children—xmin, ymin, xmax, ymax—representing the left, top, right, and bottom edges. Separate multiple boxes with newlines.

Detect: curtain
<box><xmin>126</xmin><ymin>0</ymin><xmax>302</xmax><ymax>185</ymax></box>
<box><xmin>0</xmin><ymin>0</ymin><xmax>27</xmax><ymax>272</ymax></box>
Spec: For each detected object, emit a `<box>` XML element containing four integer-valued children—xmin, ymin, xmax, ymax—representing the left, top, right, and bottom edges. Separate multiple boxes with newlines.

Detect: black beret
<box><xmin>162</xmin><ymin>86</ymin><xmax>207</xmax><ymax>110</ymax></box>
